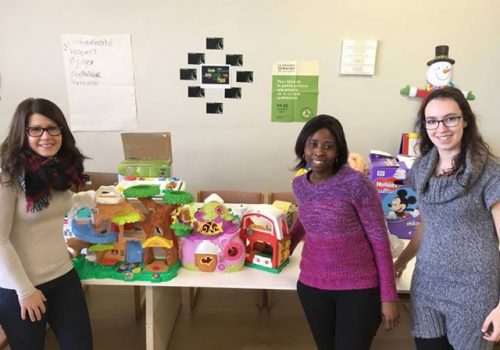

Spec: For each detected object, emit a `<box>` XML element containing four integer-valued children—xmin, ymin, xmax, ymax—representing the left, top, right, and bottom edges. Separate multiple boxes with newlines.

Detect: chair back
<box><xmin>83</xmin><ymin>172</ymin><xmax>118</xmax><ymax>191</ymax></box>
<box><xmin>197</xmin><ymin>190</ymin><xmax>264</xmax><ymax>204</ymax></box>
<box><xmin>267</xmin><ymin>191</ymin><xmax>296</xmax><ymax>204</ymax></box>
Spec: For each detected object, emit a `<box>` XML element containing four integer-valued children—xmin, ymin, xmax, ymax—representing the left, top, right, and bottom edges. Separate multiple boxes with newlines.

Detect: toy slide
<box><xmin>71</xmin><ymin>221</ymin><xmax>118</xmax><ymax>244</ymax></box>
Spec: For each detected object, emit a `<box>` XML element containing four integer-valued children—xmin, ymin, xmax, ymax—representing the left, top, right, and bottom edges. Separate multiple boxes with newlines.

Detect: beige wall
<box><xmin>1</xmin><ymin>0</ymin><xmax>498</xmax><ymax>194</ymax></box>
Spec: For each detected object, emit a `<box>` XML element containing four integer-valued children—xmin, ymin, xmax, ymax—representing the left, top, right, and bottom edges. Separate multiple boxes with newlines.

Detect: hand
<box><xmin>19</xmin><ymin>289</ymin><xmax>47</xmax><ymax>322</ymax></box>
<box><xmin>394</xmin><ymin>258</ymin><xmax>407</xmax><ymax>278</ymax></box>
<box><xmin>381</xmin><ymin>301</ymin><xmax>400</xmax><ymax>330</ymax></box>
<box><xmin>482</xmin><ymin>305</ymin><xmax>500</xmax><ymax>342</ymax></box>
<box><xmin>400</xmin><ymin>85</ymin><xmax>410</xmax><ymax>96</ymax></box>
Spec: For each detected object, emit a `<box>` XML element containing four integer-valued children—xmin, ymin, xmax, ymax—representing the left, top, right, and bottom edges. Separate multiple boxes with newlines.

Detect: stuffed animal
<box><xmin>400</xmin><ymin>45</ymin><xmax>475</xmax><ymax>100</ymax></box>
<box><xmin>347</xmin><ymin>152</ymin><xmax>368</xmax><ymax>174</ymax></box>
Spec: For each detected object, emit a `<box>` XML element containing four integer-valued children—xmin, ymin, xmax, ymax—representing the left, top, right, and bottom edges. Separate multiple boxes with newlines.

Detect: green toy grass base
<box><xmin>244</xmin><ymin>258</ymin><xmax>290</xmax><ymax>274</ymax></box>
<box><xmin>73</xmin><ymin>256</ymin><xmax>180</xmax><ymax>283</ymax></box>
<box><xmin>171</xmin><ymin>222</ymin><xmax>194</xmax><ymax>237</ymax></box>
<box><xmin>124</xmin><ymin>185</ymin><xmax>161</xmax><ymax>198</ymax></box>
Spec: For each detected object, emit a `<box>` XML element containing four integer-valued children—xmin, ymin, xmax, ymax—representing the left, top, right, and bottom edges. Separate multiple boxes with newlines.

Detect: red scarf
<box><xmin>22</xmin><ymin>150</ymin><xmax>84</xmax><ymax>212</ymax></box>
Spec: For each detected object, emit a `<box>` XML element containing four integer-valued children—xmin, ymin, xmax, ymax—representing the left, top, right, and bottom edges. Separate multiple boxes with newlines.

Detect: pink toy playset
<box><xmin>176</xmin><ymin>201</ymin><xmax>246</xmax><ymax>272</ymax></box>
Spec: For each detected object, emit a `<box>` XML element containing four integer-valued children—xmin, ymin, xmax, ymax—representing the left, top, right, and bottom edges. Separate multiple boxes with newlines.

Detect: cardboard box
<box><xmin>369</xmin><ymin>151</ymin><xmax>407</xmax><ymax>193</ymax></box>
<box><xmin>118</xmin><ymin>132</ymin><xmax>172</xmax><ymax>178</ymax></box>
<box><xmin>369</xmin><ymin>151</ymin><xmax>420</xmax><ymax>239</ymax></box>
<box><xmin>121</xmin><ymin>132</ymin><xmax>172</xmax><ymax>160</ymax></box>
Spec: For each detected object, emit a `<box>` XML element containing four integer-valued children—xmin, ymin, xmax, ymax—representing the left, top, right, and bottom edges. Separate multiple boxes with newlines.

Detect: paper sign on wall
<box><xmin>340</xmin><ymin>40</ymin><xmax>378</xmax><ymax>76</ymax></box>
<box><xmin>271</xmin><ymin>61</ymin><xmax>319</xmax><ymax>122</ymax></box>
<box><xmin>62</xmin><ymin>34</ymin><xmax>138</xmax><ymax>131</ymax></box>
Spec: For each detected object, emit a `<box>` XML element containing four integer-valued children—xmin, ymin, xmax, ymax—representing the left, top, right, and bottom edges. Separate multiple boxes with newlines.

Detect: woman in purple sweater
<box><xmin>290</xmin><ymin>114</ymin><xmax>399</xmax><ymax>349</ymax></box>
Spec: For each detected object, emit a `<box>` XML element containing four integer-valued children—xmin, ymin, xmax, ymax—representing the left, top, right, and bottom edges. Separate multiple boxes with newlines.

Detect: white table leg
<box><xmin>145</xmin><ymin>286</ymin><xmax>181</xmax><ymax>350</ymax></box>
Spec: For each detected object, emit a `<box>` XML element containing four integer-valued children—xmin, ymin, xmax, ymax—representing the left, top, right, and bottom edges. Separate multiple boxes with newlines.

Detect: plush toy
<box><xmin>400</xmin><ymin>45</ymin><xmax>475</xmax><ymax>100</ymax></box>
<box><xmin>347</xmin><ymin>152</ymin><xmax>368</xmax><ymax>174</ymax></box>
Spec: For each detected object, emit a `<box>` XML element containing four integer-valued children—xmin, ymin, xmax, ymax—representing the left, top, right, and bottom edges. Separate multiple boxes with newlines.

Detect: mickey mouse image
<box><xmin>386</xmin><ymin>189</ymin><xmax>417</xmax><ymax>220</ymax></box>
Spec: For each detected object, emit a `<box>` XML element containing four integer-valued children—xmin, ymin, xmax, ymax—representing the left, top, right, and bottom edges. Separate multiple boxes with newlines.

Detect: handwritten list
<box><xmin>62</xmin><ymin>34</ymin><xmax>137</xmax><ymax>131</ymax></box>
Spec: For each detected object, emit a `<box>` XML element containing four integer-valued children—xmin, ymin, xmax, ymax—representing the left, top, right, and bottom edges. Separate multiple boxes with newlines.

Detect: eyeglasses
<box><xmin>306</xmin><ymin>141</ymin><xmax>335</xmax><ymax>151</ymax></box>
<box><xmin>26</xmin><ymin>126</ymin><xmax>63</xmax><ymax>137</ymax></box>
<box><xmin>425</xmin><ymin>115</ymin><xmax>462</xmax><ymax>130</ymax></box>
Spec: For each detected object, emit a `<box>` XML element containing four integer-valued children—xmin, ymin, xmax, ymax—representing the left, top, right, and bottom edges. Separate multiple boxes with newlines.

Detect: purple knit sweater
<box><xmin>291</xmin><ymin>166</ymin><xmax>398</xmax><ymax>302</ymax></box>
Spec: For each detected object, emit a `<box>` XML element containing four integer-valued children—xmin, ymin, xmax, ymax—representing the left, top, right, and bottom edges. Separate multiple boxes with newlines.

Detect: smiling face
<box><xmin>26</xmin><ymin>113</ymin><xmax>62</xmax><ymax>157</ymax></box>
<box><xmin>390</xmin><ymin>197</ymin><xmax>406</xmax><ymax>213</ymax></box>
<box><xmin>304</xmin><ymin>128</ymin><xmax>337</xmax><ymax>179</ymax></box>
<box><xmin>426</xmin><ymin>61</ymin><xmax>453</xmax><ymax>87</ymax></box>
<box><xmin>424</xmin><ymin>98</ymin><xmax>467</xmax><ymax>157</ymax></box>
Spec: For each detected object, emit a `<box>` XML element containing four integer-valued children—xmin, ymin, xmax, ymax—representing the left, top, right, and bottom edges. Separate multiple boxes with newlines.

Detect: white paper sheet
<box><xmin>340</xmin><ymin>39</ymin><xmax>378</xmax><ymax>76</ymax></box>
<box><xmin>62</xmin><ymin>34</ymin><xmax>138</xmax><ymax>131</ymax></box>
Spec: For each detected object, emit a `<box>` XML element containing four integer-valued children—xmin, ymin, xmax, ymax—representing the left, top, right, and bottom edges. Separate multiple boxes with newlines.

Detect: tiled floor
<box><xmin>41</xmin><ymin>286</ymin><xmax>416</xmax><ymax>350</ymax></box>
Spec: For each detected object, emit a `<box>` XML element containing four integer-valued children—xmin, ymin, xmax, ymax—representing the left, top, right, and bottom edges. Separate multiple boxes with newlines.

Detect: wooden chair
<box><xmin>82</xmin><ymin>171</ymin><xmax>118</xmax><ymax>190</ymax></box>
<box><xmin>267</xmin><ymin>191</ymin><xmax>296</xmax><ymax>205</ymax></box>
<box><xmin>81</xmin><ymin>172</ymin><xmax>144</xmax><ymax>320</ymax></box>
<box><xmin>186</xmin><ymin>189</ymin><xmax>265</xmax><ymax>308</ymax></box>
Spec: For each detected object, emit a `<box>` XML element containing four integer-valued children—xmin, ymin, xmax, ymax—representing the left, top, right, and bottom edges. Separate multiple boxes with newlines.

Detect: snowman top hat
<box><xmin>427</xmin><ymin>45</ymin><xmax>455</xmax><ymax>66</ymax></box>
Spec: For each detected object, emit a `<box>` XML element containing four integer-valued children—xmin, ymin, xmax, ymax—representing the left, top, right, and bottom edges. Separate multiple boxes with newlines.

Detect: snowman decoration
<box><xmin>400</xmin><ymin>45</ymin><xmax>475</xmax><ymax>100</ymax></box>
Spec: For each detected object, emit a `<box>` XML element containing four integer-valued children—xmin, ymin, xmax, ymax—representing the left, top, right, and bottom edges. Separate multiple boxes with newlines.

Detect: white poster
<box><xmin>62</xmin><ymin>34</ymin><xmax>138</xmax><ymax>131</ymax></box>
<box><xmin>340</xmin><ymin>39</ymin><xmax>378</xmax><ymax>76</ymax></box>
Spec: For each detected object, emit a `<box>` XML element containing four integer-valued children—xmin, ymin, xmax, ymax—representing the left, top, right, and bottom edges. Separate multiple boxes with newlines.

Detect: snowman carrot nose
<box><xmin>443</xmin><ymin>67</ymin><xmax>451</xmax><ymax>73</ymax></box>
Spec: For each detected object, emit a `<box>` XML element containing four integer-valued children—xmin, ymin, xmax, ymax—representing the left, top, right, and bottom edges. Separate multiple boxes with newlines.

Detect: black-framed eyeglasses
<box><xmin>425</xmin><ymin>115</ymin><xmax>462</xmax><ymax>130</ymax></box>
<box><xmin>26</xmin><ymin>126</ymin><xmax>63</xmax><ymax>137</ymax></box>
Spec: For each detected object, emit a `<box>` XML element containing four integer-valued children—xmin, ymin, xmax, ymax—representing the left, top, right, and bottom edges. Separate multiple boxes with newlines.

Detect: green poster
<box><xmin>271</xmin><ymin>61</ymin><xmax>319</xmax><ymax>122</ymax></box>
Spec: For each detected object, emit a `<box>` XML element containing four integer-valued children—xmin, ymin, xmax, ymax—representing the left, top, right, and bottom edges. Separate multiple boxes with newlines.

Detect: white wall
<box><xmin>1</xmin><ymin>0</ymin><xmax>499</xmax><ymax>194</ymax></box>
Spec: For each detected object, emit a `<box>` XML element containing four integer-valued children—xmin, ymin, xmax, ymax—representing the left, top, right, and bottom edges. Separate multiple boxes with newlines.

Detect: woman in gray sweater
<box><xmin>395</xmin><ymin>87</ymin><xmax>500</xmax><ymax>349</ymax></box>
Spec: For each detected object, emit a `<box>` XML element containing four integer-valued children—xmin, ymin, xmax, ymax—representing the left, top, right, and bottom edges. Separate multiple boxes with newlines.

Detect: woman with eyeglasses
<box><xmin>395</xmin><ymin>87</ymin><xmax>500</xmax><ymax>349</ymax></box>
<box><xmin>290</xmin><ymin>115</ymin><xmax>400</xmax><ymax>349</ymax></box>
<box><xmin>0</xmin><ymin>98</ymin><xmax>94</xmax><ymax>349</ymax></box>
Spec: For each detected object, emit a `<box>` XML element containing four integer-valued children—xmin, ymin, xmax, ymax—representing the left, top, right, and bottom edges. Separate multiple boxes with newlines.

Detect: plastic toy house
<box><xmin>239</xmin><ymin>204</ymin><xmax>291</xmax><ymax>273</ymax></box>
<box><xmin>178</xmin><ymin>201</ymin><xmax>246</xmax><ymax>272</ymax></box>
<box><xmin>127</xmin><ymin>185</ymin><xmax>182</xmax><ymax>273</ymax></box>
<box><xmin>70</xmin><ymin>185</ymin><xmax>184</xmax><ymax>282</ymax></box>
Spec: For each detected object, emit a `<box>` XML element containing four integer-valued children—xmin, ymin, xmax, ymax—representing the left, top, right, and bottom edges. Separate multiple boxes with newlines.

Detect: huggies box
<box><xmin>369</xmin><ymin>151</ymin><xmax>420</xmax><ymax>239</ymax></box>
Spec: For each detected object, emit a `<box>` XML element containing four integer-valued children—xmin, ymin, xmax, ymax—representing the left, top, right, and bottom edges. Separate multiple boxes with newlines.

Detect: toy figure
<box><xmin>400</xmin><ymin>45</ymin><xmax>475</xmax><ymax>101</ymax></box>
<box><xmin>347</xmin><ymin>152</ymin><xmax>368</xmax><ymax>174</ymax></box>
<box><xmin>386</xmin><ymin>189</ymin><xmax>417</xmax><ymax>220</ymax></box>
